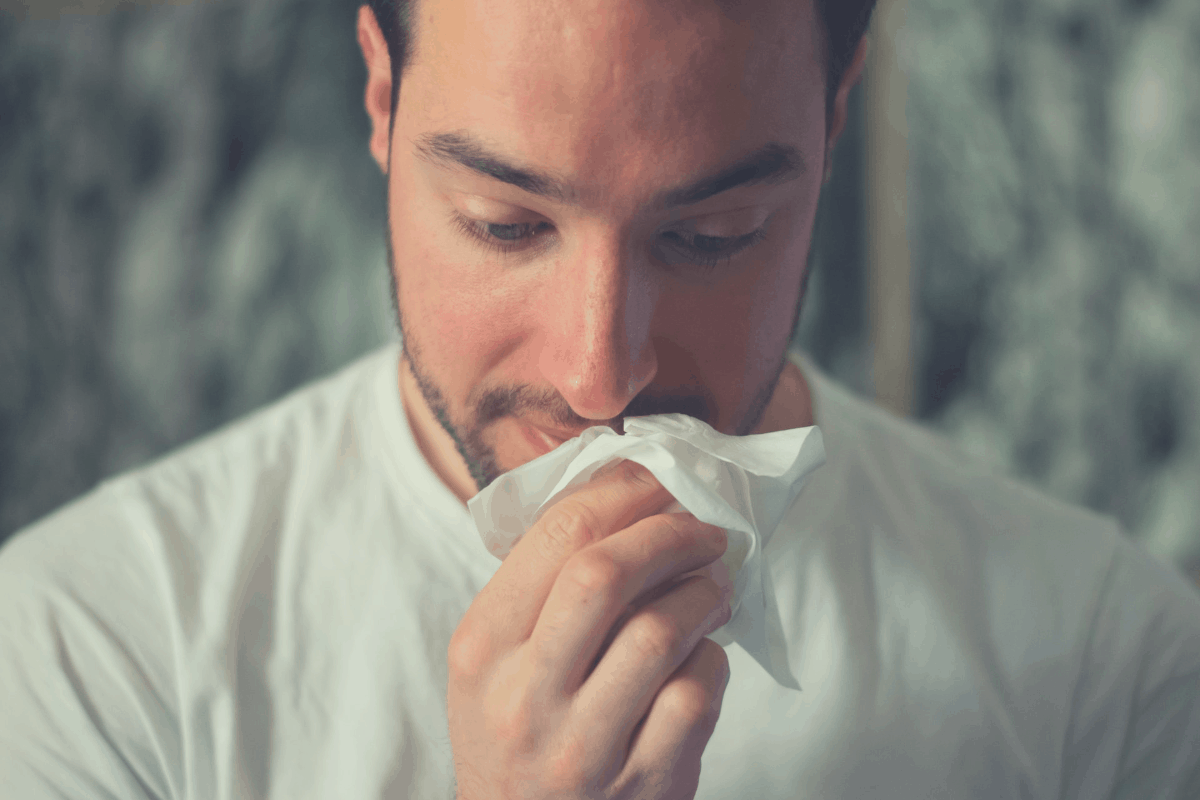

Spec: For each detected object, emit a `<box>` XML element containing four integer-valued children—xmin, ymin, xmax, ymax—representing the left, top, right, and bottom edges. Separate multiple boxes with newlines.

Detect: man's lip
<box><xmin>520</xmin><ymin>419</ymin><xmax>590</xmax><ymax>455</ymax></box>
<box><xmin>531</xmin><ymin>424</ymin><xmax>583</xmax><ymax>442</ymax></box>
<box><xmin>519</xmin><ymin>423</ymin><xmax>570</xmax><ymax>457</ymax></box>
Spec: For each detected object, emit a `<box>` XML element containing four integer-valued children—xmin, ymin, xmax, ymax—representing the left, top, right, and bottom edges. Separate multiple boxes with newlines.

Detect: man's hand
<box><xmin>447</xmin><ymin>459</ymin><xmax>733</xmax><ymax>800</ymax></box>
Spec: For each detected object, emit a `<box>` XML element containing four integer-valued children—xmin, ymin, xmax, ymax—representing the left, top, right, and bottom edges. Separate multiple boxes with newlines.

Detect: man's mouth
<box><xmin>519</xmin><ymin>423</ymin><xmax>569</xmax><ymax>458</ymax></box>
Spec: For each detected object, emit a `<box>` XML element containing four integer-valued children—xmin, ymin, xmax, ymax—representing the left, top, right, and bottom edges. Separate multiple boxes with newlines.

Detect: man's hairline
<box><xmin>378</xmin><ymin>0</ymin><xmax>841</xmax><ymax>139</ymax></box>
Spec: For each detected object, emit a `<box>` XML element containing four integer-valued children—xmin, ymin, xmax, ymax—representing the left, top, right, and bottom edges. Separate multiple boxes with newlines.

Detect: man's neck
<box><xmin>750</xmin><ymin>355</ymin><xmax>816</xmax><ymax>435</ymax></box>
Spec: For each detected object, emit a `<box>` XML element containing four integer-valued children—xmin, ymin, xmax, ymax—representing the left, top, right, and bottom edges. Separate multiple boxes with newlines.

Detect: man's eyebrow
<box><xmin>412</xmin><ymin>130</ymin><xmax>805</xmax><ymax>210</ymax></box>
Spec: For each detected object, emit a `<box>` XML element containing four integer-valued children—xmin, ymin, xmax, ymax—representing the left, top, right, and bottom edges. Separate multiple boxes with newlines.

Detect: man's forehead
<box><xmin>413</xmin><ymin>0</ymin><xmax>814</xmax><ymax>83</ymax></box>
<box><xmin>401</xmin><ymin>0</ymin><xmax>825</xmax><ymax>213</ymax></box>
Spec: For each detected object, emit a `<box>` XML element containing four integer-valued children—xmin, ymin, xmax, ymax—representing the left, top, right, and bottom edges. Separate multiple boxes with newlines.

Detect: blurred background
<box><xmin>1</xmin><ymin>0</ymin><xmax>1198</xmax><ymax>583</ymax></box>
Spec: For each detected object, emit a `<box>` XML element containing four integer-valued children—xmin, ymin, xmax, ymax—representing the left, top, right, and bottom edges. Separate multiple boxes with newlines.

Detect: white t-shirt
<box><xmin>1</xmin><ymin>343</ymin><xmax>1198</xmax><ymax>799</ymax></box>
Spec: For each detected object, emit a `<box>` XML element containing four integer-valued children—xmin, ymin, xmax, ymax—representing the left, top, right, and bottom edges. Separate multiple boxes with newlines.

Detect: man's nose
<box><xmin>535</xmin><ymin>239</ymin><xmax>658</xmax><ymax>423</ymax></box>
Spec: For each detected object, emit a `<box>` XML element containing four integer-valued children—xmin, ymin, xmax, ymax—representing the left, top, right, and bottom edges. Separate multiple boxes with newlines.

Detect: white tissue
<box><xmin>466</xmin><ymin>413</ymin><xmax>826</xmax><ymax>691</ymax></box>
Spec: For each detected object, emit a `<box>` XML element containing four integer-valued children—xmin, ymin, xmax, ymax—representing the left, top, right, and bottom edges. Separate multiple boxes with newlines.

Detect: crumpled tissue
<box><xmin>466</xmin><ymin>413</ymin><xmax>826</xmax><ymax>691</ymax></box>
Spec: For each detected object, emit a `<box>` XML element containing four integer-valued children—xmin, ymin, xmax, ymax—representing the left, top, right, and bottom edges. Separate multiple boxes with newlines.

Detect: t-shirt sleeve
<box><xmin>0</xmin><ymin>486</ymin><xmax>179</xmax><ymax>800</ymax></box>
<box><xmin>1059</xmin><ymin>531</ymin><xmax>1200</xmax><ymax>799</ymax></box>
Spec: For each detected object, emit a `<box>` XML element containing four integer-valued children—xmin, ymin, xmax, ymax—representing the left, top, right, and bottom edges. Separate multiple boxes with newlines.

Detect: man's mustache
<box><xmin>475</xmin><ymin>387</ymin><xmax>717</xmax><ymax>436</ymax></box>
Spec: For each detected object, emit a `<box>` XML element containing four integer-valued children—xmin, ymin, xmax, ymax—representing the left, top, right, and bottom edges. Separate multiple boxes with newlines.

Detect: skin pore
<box><xmin>357</xmin><ymin>0</ymin><xmax>867</xmax><ymax>506</ymax></box>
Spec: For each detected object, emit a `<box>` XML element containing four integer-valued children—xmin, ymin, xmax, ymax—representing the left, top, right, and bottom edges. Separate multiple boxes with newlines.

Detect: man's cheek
<box><xmin>429</xmin><ymin>294</ymin><xmax>506</xmax><ymax>356</ymax></box>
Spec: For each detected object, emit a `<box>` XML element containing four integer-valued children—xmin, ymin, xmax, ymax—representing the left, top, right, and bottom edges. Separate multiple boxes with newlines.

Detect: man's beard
<box><xmin>385</xmin><ymin>211</ymin><xmax>811</xmax><ymax>495</ymax></box>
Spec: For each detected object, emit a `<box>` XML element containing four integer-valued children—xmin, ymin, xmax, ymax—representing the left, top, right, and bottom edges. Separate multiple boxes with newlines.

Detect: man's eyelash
<box><xmin>449</xmin><ymin>213</ymin><xmax>553</xmax><ymax>260</ymax></box>
<box><xmin>449</xmin><ymin>211</ymin><xmax>769</xmax><ymax>271</ymax></box>
<box><xmin>660</xmin><ymin>228</ymin><xmax>769</xmax><ymax>271</ymax></box>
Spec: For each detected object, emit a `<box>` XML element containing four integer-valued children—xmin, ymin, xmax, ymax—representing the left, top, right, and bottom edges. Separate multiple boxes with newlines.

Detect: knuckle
<box><xmin>661</xmin><ymin>510</ymin><xmax>698</xmax><ymax>538</ymax></box>
<box><xmin>621</xmin><ymin>459</ymin><xmax>662</xmax><ymax>494</ymax></box>
<box><xmin>539</xmin><ymin>502</ymin><xmax>604</xmax><ymax>556</ymax></box>
<box><xmin>660</xmin><ymin>679</ymin><xmax>713</xmax><ymax>727</ymax></box>
<box><xmin>545</xmin><ymin>735</ymin><xmax>592</xmax><ymax>789</ymax></box>
<box><xmin>543</xmin><ymin>759</ymin><xmax>587</xmax><ymax>793</ymax></box>
<box><xmin>659</xmin><ymin>514</ymin><xmax>703</xmax><ymax>555</ymax></box>
<box><xmin>447</xmin><ymin>627</ymin><xmax>491</xmax><ymax>683</ymax></box>
<box><xmin>627</xmin><ymin>611</ymin><xmax>684</xmax><ymax>662</ymax></box>
<box><xmin>487</xmin><ymin>687</ymin><xmax>539</xmax><ymax>755</ymax></box>
<box><xmin>562</xmin><ymin>551</ymin><xmax>623</xmax><ymax>603</ymax></box>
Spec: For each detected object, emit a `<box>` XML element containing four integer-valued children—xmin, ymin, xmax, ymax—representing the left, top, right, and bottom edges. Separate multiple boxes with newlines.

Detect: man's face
<box><xmin>375</xmin><ymin>0</ymin><xmax>830</xmax><ymax>495</ymax></box>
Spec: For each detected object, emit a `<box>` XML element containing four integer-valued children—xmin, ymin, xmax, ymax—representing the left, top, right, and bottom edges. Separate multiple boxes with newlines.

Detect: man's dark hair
<box><xmin>363</xmin><ymin>0</ymin><xmax>877</xmax><ymax>134</ymax></box>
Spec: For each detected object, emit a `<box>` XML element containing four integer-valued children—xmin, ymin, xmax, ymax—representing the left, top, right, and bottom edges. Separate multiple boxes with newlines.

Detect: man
<box><xmin>1</xmin><ymin>0</ymin><xmax>1198</xmax><ymax>797</ymax></box>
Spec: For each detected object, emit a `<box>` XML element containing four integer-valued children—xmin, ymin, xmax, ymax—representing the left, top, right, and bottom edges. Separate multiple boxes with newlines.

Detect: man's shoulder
<box><xmin>796</xmin><ymin>351</ymin><xmax>1200</xmax><ymax>659</ymax></box>
<box><xmin>0</xmin><ymin>342</ymin><xmax>451</xmax><ymax>798</ymax></box>
<box><xmin>790</xmin><ymin>356</ymin><xmax>1200</xmax><ymax>797</ymax></box>
<box><xmin>125</xmin><ymin>343</ymin><xmax>399</xmax><ymax>492</ymax></box>
<box><xmin>0</xmin><ymin>343</ymin><xmax>400</xmax><ymax>607</ymax></box>
<box><xmin>800</xmin><ymin>355</ymin><xmax>1112</xmax><ymax>543</ymax></box>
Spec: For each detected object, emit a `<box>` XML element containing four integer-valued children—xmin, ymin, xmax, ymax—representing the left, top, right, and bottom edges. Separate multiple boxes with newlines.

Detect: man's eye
<box><xmin>449</xmin><ymin>210</ymin><xmax>768</xmax><ymax>271</ymax></box>
<box><xmin>660</xmin><ymin>229</ymin><xmax>769</xmax><ymax>270</ymax></box>
<box><xmin>662</xmin><ymin>230</ymin><xmax>744</xmax><ymax>253</ymax></box>
<box><xmin>479</xmin><ymin>222</ymin><xmax>538</xmax><ymax>242</ymax></box>
<box><xmin>450</xmin><ymin>213</ymin><xmax>552</xmax><ymax>256</ymax></box>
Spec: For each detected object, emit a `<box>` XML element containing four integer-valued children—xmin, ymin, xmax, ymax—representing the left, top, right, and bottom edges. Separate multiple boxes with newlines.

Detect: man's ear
<box><xmin>823</xmin><ymin>34</ymin><xmax>870</xmax><ymax>183</ymax></box>
<box><xmin>358</xmin><ymin>5</ymin><xmax>394</xmax><ymax>174</ymax></box>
